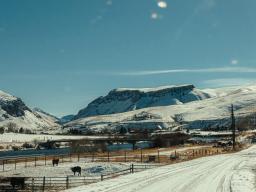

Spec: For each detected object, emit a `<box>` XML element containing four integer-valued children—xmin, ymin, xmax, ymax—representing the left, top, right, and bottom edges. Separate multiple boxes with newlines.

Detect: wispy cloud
<box><xmin>118</xmin><ymin>67</ymin><xmax>256</xmax><ymax>76</ymax></box>
<box><xmin>90</xmin><ymin>0</ymin><xmax>113</xmax><ymax>24</ymax></box>
<box><xmin>230</xmin><ymin>59</ymin><xmax>239</xmax><ymax>65</ymax></box>
<box><xmin>174</xmin><ymin>0</ymin><xmax>217</xmax><ymax>41</ymax></box>
<box><xmin>202</xmin><ymin>78</ymin><xmax>256</xmax><ymax>87</ymax></box>
<box><xmin>150</xmin><ymin>12</ymin><xmax>163</xmax><ymax>20</ymax></box>
<box><xmin>194</xmin><ymin>0</ymin><xmax>217</xmax><ymax>13</ymax></box>
<box><xmin>106</xmin><ymin>0</ymin><xmax>112</xmax><ymax>6</ymax></box>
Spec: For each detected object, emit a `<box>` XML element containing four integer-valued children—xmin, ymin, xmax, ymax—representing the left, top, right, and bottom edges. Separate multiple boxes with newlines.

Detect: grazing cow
<box><xmin>10</xmin><ymin>177</ymin><xmax>25</xmax><ymax>189</ymax></box>
<box><xmin>170</xmin><ymin>154</ymin><xmax>178</xmax><ymax>160</ymax></box>
<box><xmin>52</xmin><ymin>159</ymin><xmax>59</xmax><ymax>166</ymax></box>
<box><xmin>148</xmin><ymin>155</ymin><xmax>156</xmax><ymax>162</ymax></box>
<box><xmin>71</xmin><ymin>166</ymin><xmax>81</xmax><ymax>176</ymax></box>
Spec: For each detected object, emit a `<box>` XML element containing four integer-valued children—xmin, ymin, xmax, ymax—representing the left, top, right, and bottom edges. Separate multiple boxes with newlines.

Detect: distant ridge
<box><xmin>73</xmin><ymin>84</ymin><xmax>211</xmax><ymax>119</ymax></box>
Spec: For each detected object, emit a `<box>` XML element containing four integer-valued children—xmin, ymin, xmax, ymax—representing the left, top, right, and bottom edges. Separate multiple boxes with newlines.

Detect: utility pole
<box><xmin>231</xmin><ymin>104</ymin><xmax>236</xmax><ymax>150</ymax></box>
<box><xmin>253</xmin><ymin>109</ymin><xmax>256</xmax><ymax>129</ymax></box>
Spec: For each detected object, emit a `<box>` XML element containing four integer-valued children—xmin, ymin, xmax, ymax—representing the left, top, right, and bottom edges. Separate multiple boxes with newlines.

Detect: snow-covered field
<box><xmin>148</xmin><ymin>145</ymin><xmax>211</xmax><ymax>156</ymax></box>
<box><xmin>0</xmin><ymin>133</ymin><xmax>102</xmax><ymax>143</ymax></box>
<box><xmin>66</xmin><ymin>145</ymin><xmax>256</xmax><ymax>192</ymax></box>
<box><xmin>0</xmin><ymin>159</ymin><xmax>129</xmax><ymax>178</ymax></box>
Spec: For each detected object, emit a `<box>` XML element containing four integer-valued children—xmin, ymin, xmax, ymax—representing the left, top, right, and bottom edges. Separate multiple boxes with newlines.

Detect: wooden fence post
<box><xmin>14</xmin><ymin>159</ymin><xmax>16</xmax><ymax>170</ymax></box>
<box><xmin>157</xmin><ymin>149</ymin><xmax>160</xmax><ymax>163</ymax></box>
<box><xmin>2</xmin><ymin>160</ymin><xmax>4</xmax><ymax>171</ymax></box>
<box><xmin>140</xmin><ymin>149</ymin><xmax>143</xmax><ymax>163</ymax></box>
<box><xmin>32</xmin><ymin>177</ymin><xmax>35</xmax><ymax>192</ymax></box>
<box><xmin>124</xmin><ymin>151</ymin><xmax>127</xmax><ymax>162</ymax></box>
<box><xmin>77</xmin><ymin>154</ymin><xmax>80</xmax><ymax>162</ymax></box>
<box><xmin>45</xmin><ymin>155</ymin><xmax>47</xmax><ymax>166</ymax></box>
<box><xmin>66</xmin><ymin>176</ymin><xmax>69</xmax><ymax>189</ymax></box>
<box><xmin>35</xmin><ymin>157</ymin><xmax>37</xmax><ymax>167</ymax></box>
<box><xmin>107</xmin><ymin>151</ymin><xmax>110</xmax><ymax>162</ymax></box>
<box><xmin>42</xmin><ymin>176</ymin><xmax>46</xmax><ymax>192</ymax></box>
<box><xmin>25</xmin><ymin>158</ymin><xmax>27</xmax><ymax>168</ymax></box>
<box><xmin>92</xmin><ymin>152</ymin><xmax>94</xmax><ymax>162</ymax></box>
<box><xmin>101</xmin><ymin>174</ymin><xmax>103</xmax><ymax>181</ymax></box>
<box><xmin>131</xmin><ymin>164</ymin><xmax>134</xmax><ymax>173</ymax></box>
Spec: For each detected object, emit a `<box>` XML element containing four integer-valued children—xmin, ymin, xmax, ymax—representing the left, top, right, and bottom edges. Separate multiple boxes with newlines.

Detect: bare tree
<box><xmin>6</xmin><ymin>122</ymin><xmax>18</xmax><ymax>133</ymax></box>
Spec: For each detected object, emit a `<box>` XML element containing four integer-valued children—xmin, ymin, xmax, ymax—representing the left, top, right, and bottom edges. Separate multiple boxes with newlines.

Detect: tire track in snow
<box><xmin>66</xmin><ymin>146</ymin><xmax>256</xmax><ymax>192</ymax></box>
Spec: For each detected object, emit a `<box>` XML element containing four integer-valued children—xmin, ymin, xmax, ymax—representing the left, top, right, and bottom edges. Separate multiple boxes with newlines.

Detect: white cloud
<box><xmin>231</xmin><ymin>59</ymin><xmax>239</xmax><ymax>65</ymax></box>
<box><xmin>195</xmin><ymin>0</ymin><xmax>217</xmax><ymax>13</ymax></box>
<box><xmin>90</xmin><ymin>15</ymin><xmax>103</xmax><ymax>24</ymax></box>
<box><xmin>150</xmin><ymin>12</ymin><xmax>163</xmax><ymax>20</ymax></box>
<box><xmin>151</xmin><ymin>12</ymin><xmax>159</xmax><ymax>20</ymax></box>
<box><xmin>106</xmin><ymin>0</ymin><xmax>112</xmax><ymax>6</ymax></box>
<box><xmin>118</xmin><ymin>67</ymin><xmax>256</xmax><ymax>76</ymax></box>
<box><xmin>157</xmin><ymin>1</ymin><xmax>168</xmax><ymax>9</ymax></box>
<box><xmin>202</xmin><ymin>78</ymin><xmax>256</xmax><ymax>87</ymax></box>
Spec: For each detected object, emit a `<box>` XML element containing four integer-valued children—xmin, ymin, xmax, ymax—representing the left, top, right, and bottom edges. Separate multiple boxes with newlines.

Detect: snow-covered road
<box><xmin>67</xmin><ymin>145</ymin><xmax>256</xmax><ymax>192</ymax></box>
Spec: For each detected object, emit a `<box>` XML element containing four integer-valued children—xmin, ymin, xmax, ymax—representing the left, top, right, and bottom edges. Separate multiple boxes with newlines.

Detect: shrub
<box><xmin>24</xmin><ymin>129</ymin><xmax>32</xmax><ymax>134</ymax></box>
<box><xmin>12</xmin><ymin>146</ymin><xmax>20</xmax><ymax>151</ymax></box>
<box><xmin>0</xmin><ymin>127</ymin><xmax>4</xmax><ymax>134</ymax></box>
<box><xmin>19</xmin><ymin>127</ymin><xmax>24</xmax><ymax>133</ymax></box>
<box><xmin>22</xmin><ymin>142</ymin><xmax>34</xmax><ymax>149</ymax></box>
<box><xmin>6</xmin><ymin>122</ymin><xmax>18</xmax><ymax>133</ymax></box>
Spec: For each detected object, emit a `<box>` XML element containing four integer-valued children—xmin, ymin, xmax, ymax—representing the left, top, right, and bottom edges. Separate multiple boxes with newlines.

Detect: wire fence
<box><xmin>0</xmin><ymin>146</ymin><xmax>224</xmax><ymax>172</ymax></box>
<box><xmin>0</xmin><ymin>176</ymin><xmax>100</xmax><ymax>192</ymax></box>
<box><xmin>0</xmin><ymin>163</ymin><xmax>163</xmax><ymax>192</ymax></box>
<box><xmin>0</xmin><ymin>146</ymin><xmax>227</xmax><ymax>191</ymax></box>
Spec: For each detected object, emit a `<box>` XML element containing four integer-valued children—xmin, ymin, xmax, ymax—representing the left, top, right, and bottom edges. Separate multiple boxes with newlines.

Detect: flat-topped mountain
<box><xmin>66</xmin><ymin>85</ymin><xmax>256</xmax><ymax>133</ymax></box>
<box><xmin>74</xmin><ymin>84</ymin><xmax>211</xmax><ymax>119</ymax></box>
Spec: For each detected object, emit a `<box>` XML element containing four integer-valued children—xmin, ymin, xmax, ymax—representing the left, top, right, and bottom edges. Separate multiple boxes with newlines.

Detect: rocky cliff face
<box><xmin>0</xmin><ymin>98</ymin><xmax>31</xmax><ymax>117</ymax></box>
<box><xmin>74</xmin><ymin>84</ymin><xmax>211</xmax><ymax>119</ymax></box>
<box><xmin>0</xmin><ymin>90</ymin><xmax>61</xmax><ymax>132</ymax></box>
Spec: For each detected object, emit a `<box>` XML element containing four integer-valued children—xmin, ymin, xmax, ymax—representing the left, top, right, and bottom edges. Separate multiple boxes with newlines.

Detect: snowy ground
<box><xmin>148</xmin><ymin>145</ymin><xmax>211</xmax><ymax>156</ymax></box>
<box><xmin>66</xmin><ymin>145</ymin><xmax>256</xmax><ymax>192</ymax></box>
<box><xmin>0</xmin><ymin>158</ymin><xmax>129</xmax><ymax>177</ymax></box>
<box><xmin>0</xmin><ymin>133</ymin><xmax>102</xmax><ymax>144</ymax></box>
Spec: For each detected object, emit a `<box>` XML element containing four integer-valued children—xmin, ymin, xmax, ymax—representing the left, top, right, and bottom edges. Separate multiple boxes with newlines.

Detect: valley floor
<box><xmin>66</xmin><ymin>145</ymin><xmax>256</xmax><ymax>192</ymax></box>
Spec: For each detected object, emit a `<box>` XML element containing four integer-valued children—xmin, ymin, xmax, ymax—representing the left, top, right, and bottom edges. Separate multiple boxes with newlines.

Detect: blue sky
<box><xmin>0</xmin><ymin>0</ymin><xmax>256</xmax><ymax>117</ymax></box>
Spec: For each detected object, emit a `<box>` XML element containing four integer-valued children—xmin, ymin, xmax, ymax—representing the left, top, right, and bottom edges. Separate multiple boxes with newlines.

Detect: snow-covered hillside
<box><xmin>60</xmin><ymin>114</ymin><xmax>75</xmax><ymax>124</ymax></box>
<box><xmin>74</xmin><ymin>84</ymin><xmax>211</xmax><ymax>119</ymax></box>
<box><xmin>0</xmin><ymin>90</ymin><xmax>61</xmax><ymax>132</ymax></box>
<box><xmin>66</xmin><ymin>85</ymin><xmax>256</xmax><ymax>133</ymax></box>
<box><xmin>33</xmin><ymin>107</ymin><xmax>60</xmax><ymax>125</ymax></box>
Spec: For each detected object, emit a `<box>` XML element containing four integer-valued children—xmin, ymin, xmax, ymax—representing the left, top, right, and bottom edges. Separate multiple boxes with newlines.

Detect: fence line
<box><xmin>0</xmin><ymin>163</ymin><xmax>164</xmax><ymax>191</ymax></box>
<box><xmin>0</xmin><ymin>176</ymin><xmax>100</xmax><ymax>191</ymax></box>
<box><xmin>0</xmin><ymin>146</ymin><xmax>224</xmax><ymax>172</ymax></box>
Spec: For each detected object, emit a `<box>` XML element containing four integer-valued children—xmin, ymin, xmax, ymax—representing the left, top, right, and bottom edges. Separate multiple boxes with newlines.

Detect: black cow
<box><xmin>71</xmin><ymin>166</ymin><xmax>81</xmax><ymax>176</ymax></box>
<box><xmin>10</xmin><ymin>177</ymin><xmax>25</xmax><ymax>189</ymax></box>
<box><xmin>52</xmin><ymin>159</ymin><xmax>59</xmax><ymax>166</ymax></box>
<box><xmin>170</xmin><ymin>154</ymin><xmax>178</xmax><ymax>160</ymax></box>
